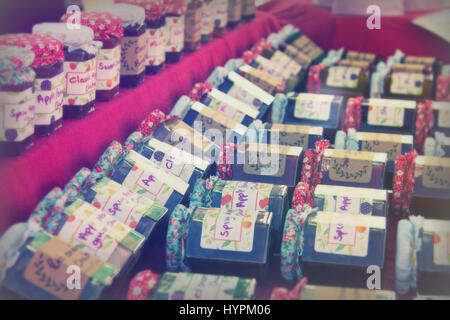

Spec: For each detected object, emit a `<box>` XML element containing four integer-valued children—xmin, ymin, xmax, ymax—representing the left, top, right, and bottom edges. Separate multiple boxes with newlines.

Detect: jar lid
<box><xmin>0</xmin><ymin>33</ymin><xmax>64</xmax><ymax>68</ymax></box>
<box><xmin>0</xmin><ymin>45</ymin><xmax>34</xmax><ymax>73</ymax></box>
<box><xmin>61</xmin><ymin>11</ymin><xmax>124</xmax><ymax>41</ymax></box>
<box><xmin>116</xmin><ymin>0</ymin><xmax>165</xmax><ymax>21</ymax></box>
<box><xmin>93</xmin><ymin>3</ymin><xmax>146</xmax><ymax>28</ymax></box>
<box><xmin>164</xmin><ymin>0</ymin><xmax>187</xmax><ymax>15</ymax></box>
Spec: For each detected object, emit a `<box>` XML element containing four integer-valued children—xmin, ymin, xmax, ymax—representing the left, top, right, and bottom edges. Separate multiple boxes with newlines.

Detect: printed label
<box><xmin>200</xmin><ymin>208</ymin><xmax>258</xmax><ymax>252</ymax></box>
<box><xmin>239</xmin><ymin>65</ymin><xmax>279</xmax><ymax>94</ymax></box>
<box><xmin>201</xmin><ymin>2</ymin><xmax>214</xmax><ymax>35</ymax></box>
<box><xmin>326</xmin><ymin>66</ymin><xmax>360</xmax><ymax>88</ymax></box>
<box><xmin>390</xmin><ymin>72</ymin><xmax>424</xmax><ymax>96</ymax></box>
<box><xmin>97</xmin><ymin>46</ymin><xmax>121</xmax><ymax>90</ymax></box>
<box><xmin>269</xmin><ymin>50</ymin><xmax>302</xmax><ymax>77</ymax></box>
<box><xmin>147</xmin><ymin>26</ymin><xmax>166</xmax><ymax>67</ymax></box>
<box><xmin>148</xmin><ymin>147</ymin><xmax>195</xmax><ymax>183</ymax></box>
<box><xmin>438</xmin><ymin>108</ymin><xmax>450</xmax><ymax>128</ymax></box>
<box><xmin>367</xmin><ymin>104</ymin><xmax>405</xmax><ymax>127</ymax></box>
<box><xmin>220</xmin><ymin>181</ymin><xmax>272</xmax><ymax>211</ymax></box>
<box><xmin>121</xmin><ymin>34</ymin><xmax>147</xmax><ymax>75</ymax></box>
<box><xmin>423</xmin><ymin>165</ymin><xmax>450</xmax><ymax>189</ymax></box>
<box><xmin>64</xmin><ymin>57</ymin><xmax>97</xmax><ymax>106</ymax></box>
<box><xmin>285</xmin><ymin>44</ymin><xmax>312</xmax><ymax>69</ymax></box>
<box><xmin>329</xmin><ymin>157</ymin><xmax>372</xmax><ymax>184</ymax></box>
<box><xmin>254</xmin><ymin>56</ymin><xmax>290</xmax><ymax>85</ymax></box>
<box><xmin>228</xmin><ymin>0</ymin><xmax>242</xmax><ymax>22</ymax></box>
<box><xmin>294</xmin><ymin>93</ymin><xmax>332</xmax><ymax>121</ymax></box>
<box><xmin>278</xmin><ymin>131</ymin><xmax>308</xmax><ymax>148</ymax></box>
<box><xmin>433</xmin><ymin>231</ymin><xmax>450</xmax><ymax>266</ymax></box>
<box><xmin>323</xmin><ymin>195</ymin><xmax>374</xmax><ymax>215</ymax></box>
<box><xmin>203</xmin><ymin>93</ymin><xmax>246</xmax><ymax>123</ymax></box>
<box><xmin>361</xmin><ymin>140</ymin><xmax>401</xmax><ymax>162</ymax></box>
<box><xmin>166</xmin><ymin>16</ymin><xmax>185</xmax><ymax>52</ymax></box>
<box><xmin>213</xmin><ymin>0</ymin><xmax>228</xmax><ymax>28</ymax></box>
<box><xmin>243</xmin><ymin>150</ymin><xmax>286</xmax><ymax>177</ymax></box>
<box><xmin>24</xmin><ymin>236</ymin><xmax>103</xmax><ymax>300</ymax></box>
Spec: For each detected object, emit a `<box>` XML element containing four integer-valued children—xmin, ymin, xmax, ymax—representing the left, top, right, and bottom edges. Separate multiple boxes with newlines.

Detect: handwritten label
<box><xmin>121</xmin><ymin>34</ymin><xmax>147</xmax><ymax>75</ymax></box>
<box><xmin>24</xmin><ymin>236</ymin><xmax>104</xmax><ymax>300</ymax></box>
<box><xmin>423</xmin><ymin>165</ymin><xmax>450</xmax><ymax>189</ymax></box>
<box><xmin>96</xmin><ymin>46</ymin><xmax>121</xmax><ymax>90</ymax></box>
<box><xmin>269</xmin><ymin>51</ymin><xmax>302</xmax><ymax>77</ymax></box>
<box><xmin>438</xmin><ymin>108</ymin><xmax>450</xmax><ymax>128</ymax></box>
<box><xmin>220</xmin><ymin>181</ymin><xmax>272</xmax><ymax>211</ymax></box>
<box><xmin>329</xmin><ymin>157</ymin><xmax>372</xmax><ymax>184</ymax></box>
<box><xmin>243</xmin><ymin>150</ymin><xmax>286</xmax><ymax>177</ymax></box>
<box><xmin>391</xmin><ymin>72</ymin><xmax>424</xmax><ymax>96</ymax></box>
<box><xmin>213</xmin><ymin>0</ymin><xmax>228</xmax><ymax>28</ymax></box>
<box><xmin>367</xmin><ymin>104</ymin><xmax>404</xmax><ymax>127</ymax></box>
<box><xmin>2</xmin><ymin>96</ymin><xmax>35</xmax><ymax>130</ymax></box>
<box><xmin>64</xmin><ymin>57</ymin><xmax>97</xmax><ymax>106</ymax></box>
<box><xmin>201</xmin><ymin>2</ymin><xmax>214</xmax><ymax>35</ymax></box>
<box><xmin>146</xmin><ymin>26</ymin><xmax>166</xmax><ymax>67</ymax></box>
<box><xmin>294</xmin><ymin>93</ymin><xmax>332</xmax><ymax>121</ymax></box>
<box><xmin>323</xmin><ymin>195</ymin><xmax>374</xmax><ymax>215</ymax></box>
<box><xmin>200</xmin><ymin>208</ymin><xmax>257</xmax><ymax>252</ymax></box>
<box><xmin>165</xmin><ymin>15</ymin><xmax>185</xmax><ymax>52</ymax></box>
<box><xmin>278</xmin><ymin>131</ymin><xmax>308</xmax><ymax>148</ymax></box>
<box><xmin>326</xmin><ymin>66</ymin><xmax>360</xmax><ymax>88</ymax></box>
<box><xmin>433</xmin><ymin>231</ymin><xmax>450</xmax><ymax>266</ymax></box>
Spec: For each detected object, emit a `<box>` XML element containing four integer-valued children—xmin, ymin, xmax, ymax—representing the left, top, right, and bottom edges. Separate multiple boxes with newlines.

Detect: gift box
<box><xmin>267</xmin><ymin>124</ymin><xmax>323</xmax><ymax>149</ymax></box>
<box><xmin>404</xmin><ymin>55</ymin><xmax>442</xmax><ymax>84</ymax></box>
<box><xmin>313</xmin><ymin>184</ymin><xmax>389</xmax><ymax>217</ymax></box>
<box><xmin>430</xmin><ymin>101</ymin><xmax>450</xmax><ymax>136</ymax></box>
<box><xmin>0</xmin><ymin>45</ymin><xmax>36</xmax><ymax>156</ymax></box>
<box><xmin>413</xmin><ymin>156</ymin><xmax>450</xmax><ymax>201</ymax></box>
<box><xmin>237</xmin><ymin>64</ymin><xmax>284</xmax><ymax>95</ymax></box>
<box><xmin>218</xmin><ymin>71</ymin><xmax>274</xmax><ymax>121</ymax></box>
<box><xmin>2</xmin><ymin>230</ymin><xmax>117</xmax><ymax>300</ymax></box>
<box><xmin>320</xmin><ymin>149</ymin><xmax>387</xmax><ymax>189</ymax></box>
<box><xmin>345</xmin><ymin>50</ymin><xmax>377</xmax><ymax>65</ymax></box>
<box><xmin>302</xmin><ymin>211</ymin><xmax>387</xmax><ymax>288</ymax></box>
<box><xmin>298</xmin><ymin>284</ymin><xmax>395</xmax><ymax>300</ymax></box>
<box><xmin>283</xmin><ymin>93</ymin><xmax>344</xmax><ymax>142</ymax></box>
<box><xmin>139</xmin><ymin>137</ymin><xmax>213</xmax><ymax>195</ymax></box>
<box><xmin>32</xmin><ymin>23</ymin><xmax>99</xmax><ymax>119</ymax></box>
<box><xmin>283</xmin><ymin>31</ymin><xmax>325</xmax><ymax>64</ymax></box>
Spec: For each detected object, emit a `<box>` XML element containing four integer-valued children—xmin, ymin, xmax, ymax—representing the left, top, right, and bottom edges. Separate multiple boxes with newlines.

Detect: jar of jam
<box><xmin>61</xmin><ymin>11</ymin><xmax>124</xmax><ymax>102</ymax></box>
<box><xmin>32</xmin><ymin>23</ymin><xmax>100</xmax><ymax>119</ymax></box>
<box><xmin>242</xmin><ymin>0</ymin><xmax>255</xmax><ymax>22</ymax></box>
<box><xmin>212</xmin><ymin>0</ymin><xmax>228</xmax><ymax>37</ymax></box>
<box><xmin>94</xmin><ymin>3</ymin><xmax>147</xmax><ymax>87</ymax></box>
<box><xmin>227</xmin><ymin>0</ymin><xmax>242</xmax><ymax>29</ymax></box>
<box><xmin>201</xmin><ymin>0</ymin><xmax>214</xmax><ymax>43</ymax></box>
<box><xmin>164</xmin><ymin>0</ymin><xmax>187</xmax><ymax>63</ymax></box>
<box><xmin>0</xmin><ymin>45</ymin><xmax>36</xmax><ymax>156</ymax></box>
<box><xmin>0</xmin><ymin>33</ymin><xmax>64</xmax><ymax>137</ymax></box>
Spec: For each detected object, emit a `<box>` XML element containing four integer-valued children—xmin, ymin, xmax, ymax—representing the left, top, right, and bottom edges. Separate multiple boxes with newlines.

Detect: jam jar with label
<box><xmin>212</xmin><ymin>0</ymin><xmax>228</xmax><ymax>37</ymax></box>
<box><xmin>0</xmin><ymin>45</ymin><xmax>36</xmax><ymax>156</ymax></box>
<box><xmin>227</xmin><ymin>0</ymin><xmax>242</xmax><ymax>29</ymax></box>
<box><xmin>94</xmin><ymin>3</ymin><xmax>147</xmax><ymax>87</ymax></box>
<box><xmin>164</xmin><ymin>0</ymin><xmax>187</xmax><ymax>63</ymax></box>
<box><xmin>32</xmin><ymin>23</ymin><xmax>101</xmax><ymax>119</ymax></box>
<box><xmin>0</xmin><ymin>33</ymin><xmax>64</xmax><ymax>137</ymax></box>
<box><xmin>241</xmin><ymin>0</ymin><xmax>255</xmax><ymax>22</ymax></box>
<box><xmin>61</xmin><ymin>11</ymin><xmax>124</xmax><ymax>102</ymax></box>
<box><xmin>184</xmin><ymin>0</ymin><xmax>202</xmax><ymax>52</ymax></box>
<box><xmin>201</xmin><ymin>0</ymin><xmax>214</xmax><ymax>43</ymax></box>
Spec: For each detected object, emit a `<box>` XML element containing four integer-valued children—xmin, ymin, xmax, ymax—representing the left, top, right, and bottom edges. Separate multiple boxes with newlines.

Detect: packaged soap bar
<box><xmin>110</xmin><ymin>150</ymin><xmax>190</xmax><ymax>213</ymax></box>
<box><xmin>212</xmin><ymin>0</ymin><xmax>228</xmax><ymax>37</ymax></box>
<box><xmin>61</xmin><ymin>11</ymin><xmax>124</xmax><ymax>102</ymax></box>
<box><xmin>313</xmin><ymin>184</ymin><xmax>389</xmax><ymax>217</ymax></box>
<box><xmin>360</xmin><ymin>98</ymin><xmax>417</xmax><ymax>135</ymax></box>
<box><xmin>0</xmin><ymin>45</ymin><xmax>36</xmax><ymax>156</ymax></box>
<box><xmin>267</xmin><ymin>123</ymin><xmax>323</xmax><ymax>149</ymax></box>
<box><xmin>298</xmin><ymin>284</ymin><xmax>395</xmax><ymax>300</ymax></box>
<box><xmin>345</xmin><ymin>50</ymin><xmax>377</xmax><ymax>65</ymax></box>
<box><xmin>320</xmin><ymin>149</ymin><xmax>387</xmax><ymax>189</ymax></box>
<box><xmin>283</xmin><ymin>44</ymin><xmax>314</xmax><ymax>72</ymax></box>
<box><xmin>201</xmin><ymin>0</ymin><xmax>214</xmax><ymax>43</ymax></box>
<box><xmin>184</xmin><ymin>0</ymin><xmax>202</xmax><ymax>52</ymax></box>
<box><xmin>413</xmin><ymin>156</ymin><xmax>450</xmax><ymax>200</ymax></box>
<box><xmin>238</xmin><ymin>64</ymin><xmax>284</xmax><ymax>95</ymax></box>
<box><xmin>227</xmin><ymin>0</ymin><xmax>242</xmax><ymax>29</ymax></box>
<box><xmin>383</xmin><ymin>63</ymin><xmax>434</xmax><ymax>101</ymax></box>
<box><xmin>94</xmin><ymin>3</ymin><xmax>147</xmax><ymax>87</ymax></box>
<box><xmin>404</xmin><ymin>55</ymin><xmax>442</xmax><ymax>83</ymax></box>
<box><xmin>218</xmin><ymin>71</ymin><xmax>275</xmax><ymax>121</ymax></box>
<box><xmin>127</xmin><ymin>269</ymin><xmax>256</xmax><ymax>300</ymax></box>
<box><xmin>139</xmin><ymin>137</ymin><xmax>213</xmax><ymax>195</ymax></box>
<box><xmin>430</xmin><ymin>101</ymin><xmax>450</xmax><ymax>136</ymax></box>
<box><xmin>227</xmin><ymin>142</ymin><xmax>303</xmax><ymax>187</ymax></box>
<box><xmin>357</xmin><ymin>132</ymin><xmax>414</xmax><ymax>172</ymax></box>
<box><xmin>283</xmin><ymin>30</ymin><xmax>325</xmax><ymax>64</ymax></box>
<box><xmin>200</xmin><ymin>87</ymin><xmax>261</xmax><ymax>126</ymax></box>
<box><xmin>283</xmin><ymin>93</ymin><xmax>344</xmax><ymax>142</ymax></box>
<box><xmin>302</xmin><ymin>211</ymin><xmax>387</xmax><ymax>288</ymax></box>
<box><xmin>0</xmin><ymin>33</ymin><xmax>64</xmax><ymax>137</ymax></box>
<box><xmin>32</xmin><ymin>23</ymin><xmax>99</xmax><ymax>119</ymax></box>
<box><xmin>2</xmin><ymin>230</ymin><xmax>117</xmax><ymax>300</ymax></box>
<box><xmin>164</xmin><ymin>0</ymin><xmax>187</xmax><ymax>63</ymax></box>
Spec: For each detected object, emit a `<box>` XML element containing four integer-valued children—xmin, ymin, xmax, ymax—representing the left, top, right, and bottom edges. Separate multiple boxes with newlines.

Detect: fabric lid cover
<box><xmin>93</xmin><ymin>3</ymin><xmax>146</xmax><ymax>27</ymax></box>
<box><xmin>0</xmin><ymin>45</ymin><xmax>36</xmax><ymax>87</ymax></box>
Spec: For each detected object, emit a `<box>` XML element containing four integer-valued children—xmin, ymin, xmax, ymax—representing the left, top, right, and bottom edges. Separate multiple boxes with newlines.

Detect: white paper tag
<box><xmin>97</xmin><ymin>46</ymin><xmax>121</xmax><ymax>90</ymax></box>
<box><xmin>326</xmin><ymin>66</ymin><xmax>360</xmax><ymax>88</ymax></box>
<box><xmin>390</xmin><ymin>72</ymin><xmax>424</xmax><ymax>96</ymax></box>
<box><xmin>294</xmin><ymin>93</ymin><xmax>332</xmax><ymax>121</ymax></box>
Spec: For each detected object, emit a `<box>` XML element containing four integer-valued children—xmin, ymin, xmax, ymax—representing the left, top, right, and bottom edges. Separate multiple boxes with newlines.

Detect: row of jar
<box><xmin>0</xmin><ymin>0</ymin><xmax>256</xmax><ymax>156</ymax></box>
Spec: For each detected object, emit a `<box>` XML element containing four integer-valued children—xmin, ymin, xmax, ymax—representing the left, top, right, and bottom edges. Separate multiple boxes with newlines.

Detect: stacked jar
<box><xmin>0</xmin><ymin>46</ymin><xmax>36</xmax><ymax>156</ymax></box>
<box><xmin>32</xmin><ymin>23</ymin><xmax>101</xmax><ymax>119</ymax></box>
<box><xmin>0</xmin><ymin>34</ymin><xmax>64</xmax><ymax>137</ymax></box>
<box><xmin>164</xmin><ymin>0</ymin><xmax>187</xmax><ymax>63</ymax></box>
<box><xmin>242</xmin><ymin>0</ymin><xmax>255</xmax><ymax>22</ymax></box>
<box><xmin>201</xmin><ymin>0</ymin><xmax>214</xmax><ymax>43</ymax></box>
<box><xmin>227</xmin><ymin>0</ymin><xmax>242</xmax><ymax>29</ymax></box>
<box><xmin>61</xmin><ymin>12</ymin><xmax>124</xmax><ymax>102</ymax></box>
<box><xmin>212</xmin><ymin>0</ymin><xmax>228</xmax><ymax>37</ymax></box>
<box><xmin>185</xmin><ymin>0</ymin><xmax>203</xmax><ymax>51</ymax></box>
<box><xmin>94</xmin><ymin>3</ymin><xmax>147</xmax><ymax>87</ymax></box>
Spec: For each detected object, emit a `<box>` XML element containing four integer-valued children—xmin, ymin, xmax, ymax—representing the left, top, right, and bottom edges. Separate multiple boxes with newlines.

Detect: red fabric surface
<box><xmin>0</xmin><ymin>11</ymin><xmax>281</xmax><ymax>235</ymax></box>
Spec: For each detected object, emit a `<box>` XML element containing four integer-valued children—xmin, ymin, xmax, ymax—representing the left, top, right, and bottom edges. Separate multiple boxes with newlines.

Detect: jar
<box><xmin>212</xmin><ymin>0</ymin><xmax>228</xmax><ymax>37</ymax></box>
<box><xmin>242</xmin><ymin>0</ymin><xmax>255</xmax><ymax>22</ymax></box>
<box><xmin>201</xmin><ymin>0</ymin><xmax>214</xmax><ymax>43</ymax></box>
<box><xmin>0</xmin><ymin>34</ymin><xmax>64</xmax><ymax>137</ymax></box>
<box><xmin>227</xmin><ymin>0</ymin><xmax>242</xmax><ymax>29</ymax></box>
<box><xmin>164</xmin><ymin>0</ymin><xmax>187</xmax><ymax>63</ymax></box>
<box><xmin>61</xmin><ymin>12</ymin><xmax>124</xmax><ymax>102</ymax></box>
<box><xmin>94</xmin><ymin>3</ymin><xmax>147</xmax><ymax>87</ymax></box>
<box><xmin>184</xmin><ymin>0</ymin><xmax>202</xmax><ymax>52</ymax></box>
<box><xmin>0</xmin><ymin>45</ymin><xmax>36</xmax><ymax>156</ymax></box>
<box><xmin>32</xmin><ymin>23</ymin><xmax>100</xmax><ymax>119</ymax></box>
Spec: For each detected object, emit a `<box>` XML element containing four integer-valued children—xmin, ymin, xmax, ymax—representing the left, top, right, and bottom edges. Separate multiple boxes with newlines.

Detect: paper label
<box><xmin>227</xmin><ymin>72</ymin><xmax>275</xmax><ymax>106</ymax></box>
<box><xmin>120</xmin><ymin>34</ymin><xmax>147</xmax><ymax>75</ymax></box>
<box><xmin>285</xmin><ymin>44</ymin><xmax>312</xmax><ymax>69</ymax></box>
<box><xmin>64</xmin><ymin>57</ymin><xmax>97</xmax><ymax>106</ymax></box>
<box><xmin>96</xmin><ymin>46</ymin><xmax>121</xmax><ymax>90</ymax></box>
<box><xmin>438</xmin><ymin>108</ymin><xmax>450</xmax><ymax>128</ymax></box>
<box><xmin>243</xmin><ymin>149</ymin><xmax>286</xmax><ymax>177</ymax></box>
<box><xmin>203</xmin><ymin>92</ymin><xmax>250</xmax><ymax>123</ymax></box>
<box><xmin>278</xmin><ymin>131</ymin><xmax>309</xmax><ymax>148</ymax></box>
<box><xmin>59</xmin><ymin>202</ymin><xmax>131</xmax><ymax>261</ymax></box>
<box><xmin>292</xmin><ymin>35</ymin><xmax>323</xmax><ymax>61</ymax></box>
<box><xmin>269</xmin><ymin>50</ymin><xmax>302</xmax><ymax>77</ymax></box>
<box><xmin>328</xmin><ymin>157</ymin><xmax>373</xmax><ymax>184</ymax></box>
<box><xmin>213</xmin><ymin>0</ymin><xmax>228</xmax><ymax>28</ymax></box>
<box><xmin>166</xmin><ymin>16</ymin><xmax>185</xmax><ymax>52</ymax></box>
<box><xmin>323</xmin><ymin>195</ymin><xmax>374</xmax><ymax>215</ymax></box>
<box><xmin>35</xmin><ymin>73</ymin><xmax>65</xmax><ymax>114</ymax></box>
<box><xmin>294</xmin><ymin>93</ymin><xmax>332</xmax><ymax>121</ymax></box>
<box><xmin>326</xmin><ymin>66</ymin><xmax>360</xmax><ymax>88</ymax></box>
<box><xmin>242</xmin><ymin>0</ymin><xmax>255</xmax><ymax>16</ymax></box>
<box><xmin>1</xmin><ymin>96</ymin><xmax>35</xmax><ymax>131</ymax></box>
<box><xmin>147</xmin><ymin>146</ymin><xmax>195</xmax><ymax>183</ymax></box>
<box><xmin>228</xmin><ymin>0</ymin><xmax>242</xmax><ymax>22</ymax></box>
<box><xmin>201</xmin><ymin>2</ymin><xmax>214</xmax><ymax>35</ymax></box>
<box><xmin>390</xmin><ymin>72</ymin><xmax>424</xmax><ymax>96</ymax></box>
<box><xmin>185</xmin><ymin>7</ymin><xmax>202</xmax><ymax>43</ymax></box>
<box><xmin>200</xmin><ymin>208</ymin><xmax>258</xmax><ymax>252</ymax></box>
<box><xmin>24</xmin><ymin>236</ymin><xmax>103</xmax><ymax>300</ymax></box>
<box><xmin>367</xmin><ymin>104</ymin><xmax>405</xmax><ymax>127</ymax></box>
<box><xmin>314</xmin><ymin>222</ymin><xmax>369</xmax><ymax>257</ymax></box>
<box><xmin>220</xmin><ymin>181</ymin><xmax>272</xmax><ymax>211</ymax></box>
<box><xmin>146</xmin><ymin>27</ymin><xmax>166</xmax><ymax>67</ymax></box>
<box><xmin>423</xmin><ymin>164</ymin><xmax>450</xmax><ymax>189</ymax></box>
<box><xmin>433</xmin><ymin>231</ymin><xmax>450</xmax><ymax>266</ymax></box>
<box><xmin>239</xmin><ymin>65</ymin><xmax>280</xmax><ymax>94</ymax></box>
<box><xmin>361</xmin><ymin>140</ymin><xmax>401</xmax><ymax>162</ymax></box>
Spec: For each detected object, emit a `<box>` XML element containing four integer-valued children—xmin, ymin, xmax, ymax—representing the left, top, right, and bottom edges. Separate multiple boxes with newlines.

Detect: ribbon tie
<box><xmin>335</xmin><ymin>128</ymin><xmax>359</xmax><ymax>151</ymax></box>
<box><xmin>137</xmin><ymin>109</ymin><xmax>180</xmax><ymax>137</ymax></box>
<box><xmin>415</xmin><ymin>100</ymin><xmax>434</xmax><ymax>155</ymax></box>
<box><xmin>127</xmin><ymin>269</ymin><xmax>160</xmax><ymax>300</ymax></box>
<box><xmin>217</xmin><ymin>143</ymin><xmax>236</xmax><ymax>180</ymax></box>
<box><xmin>392</xmin><ymin>151</ymin><xmax>418</xmax><ymax>217</ymax></box>
<box><xmin>270</xmin><ymin>278</ymin><xmax>308</xmax><ymax>300</ymax></box>
<box><xmin>189</xmin><ymin>81</ymin><xmax>213</xmax><ymax>101</ymax></box>
<box><xmin>424</xmin><ymin>132</ymin><xmax>446</xmax><ymax>157</ymax></box>
<box><xmin>189</xmin><ymin>176</ymin><xmax>219</xmax><ymax>208</ymax></box>
<box><xmin>166</xmin><ymin>204</ymin><xmax>192</xmax><ymax>272</ymax></box>
<box><xmin>341</xmin><ymin>96</ymin><xmax>363</xmax><ymax>132</ymax></box>
<box><xmin>307</xmin><ymin>63</ymin><xmax>326</xmax><ymax>93</ymax></box>
<box><xmin>436</xmin><ymin>74</ymin><xmax>450</xmax><ymax>101</ymax></box>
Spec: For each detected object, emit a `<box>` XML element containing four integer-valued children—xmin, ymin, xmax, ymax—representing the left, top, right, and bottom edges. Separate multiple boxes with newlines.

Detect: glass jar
<box><xmin>0</xmin><ymin>45</ymin><xmax>36</xmax><ymax>156</ymax></box>
<box><xmin>0</xmin><ymin>33</ymin><xmax>64</xmax><ymax>137</ymax></box>
<box><xmin>164</xmin><ymin>0</ymin><xmax>187</xmax><ymax>63</ymax></box>
<box><xmin>212</xmin><ymin>0</ymin><xmax>228</xmax><ymax>37</ymax></box>
<box><xmin>184</xmin><ymin>0</ymin><xmax>202</xmax><ymax>52</ymax></box>
<box><xmin>201</xmin><ymin>0</ymin><xmax>214</xmax><ymax>43</ymax></box>
<box><xmin>242</xmin><ymin>0</ymin><xmax>255</xmax><ymax>22</ymax></box>
<box><xmin>33</xmin><ymin>23</ymin><xmax>100</xmax><ymax>119</ymax></box>
<box><xmin>94</xmin><ymin>3</ymin><xmax>147</xmax><ymax>87</ymax></box>
<box><xmin>227</xmin><ymin>0</ymin><xmax>242</xmax><ymax>29</ymax></box>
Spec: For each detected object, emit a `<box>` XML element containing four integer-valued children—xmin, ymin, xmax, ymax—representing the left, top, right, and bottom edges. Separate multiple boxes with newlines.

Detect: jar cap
<box><xmin>115</xmin><ymin>0</ymin><xmax>165</xmax><ymax>21</ymax></box>
<box><xmin>93</xmin><ymin>3</ymin><xmax>146</xmax><ymax>28</ymax></box>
